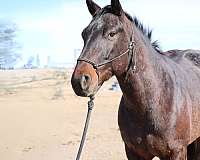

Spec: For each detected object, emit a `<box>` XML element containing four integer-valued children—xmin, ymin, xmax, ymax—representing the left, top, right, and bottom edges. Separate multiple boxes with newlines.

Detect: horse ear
<box><xmin>111</xmin><ymin>0</ymin><xmax>123</xmax><ymax>16</ymax></box>
<box><xmin>86</xmin><ymin>0</ymin><xmax>101</xmax><ymax>16</ymax></box>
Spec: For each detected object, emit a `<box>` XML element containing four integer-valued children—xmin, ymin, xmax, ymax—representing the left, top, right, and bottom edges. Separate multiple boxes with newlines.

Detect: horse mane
<box><xmin>125</xmin><ymin>13</ymin><xmax>162</xmax><ymax>53</ymax></box>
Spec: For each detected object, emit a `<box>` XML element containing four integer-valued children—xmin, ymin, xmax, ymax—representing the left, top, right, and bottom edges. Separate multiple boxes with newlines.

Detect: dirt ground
<box><xmin>0</xmin><ymin>69</ymin><xmax>158</xmax><ymax>160</ymax></box>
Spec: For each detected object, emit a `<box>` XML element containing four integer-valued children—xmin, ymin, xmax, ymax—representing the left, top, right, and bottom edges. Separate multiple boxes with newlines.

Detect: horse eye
<box><xmin>108</xmin><ymin>32</ymin><xmax>116</xmax><ymax>38</ymax></box>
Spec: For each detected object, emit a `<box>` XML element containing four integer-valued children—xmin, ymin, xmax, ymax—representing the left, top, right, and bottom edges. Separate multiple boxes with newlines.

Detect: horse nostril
<box><xmin>84</xmin><ymin>74</ymin><xmax>91</xmax><ymax>82</ymax></box>
<box><xmin>80</xmin><ymin>74</ymin><xmax>91</xmax><ymax>90</ymax></box>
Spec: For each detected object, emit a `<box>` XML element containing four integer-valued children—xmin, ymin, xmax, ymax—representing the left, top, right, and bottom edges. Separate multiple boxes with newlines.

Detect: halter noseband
<box><xmin>77</xmin><ymin>37</ymin><xmax>137</xmax><ymax>80</ymax></box>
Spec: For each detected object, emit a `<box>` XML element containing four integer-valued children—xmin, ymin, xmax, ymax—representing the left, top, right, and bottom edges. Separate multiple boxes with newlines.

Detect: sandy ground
<box><xmin>0</xmin><ymin>69</ymin><xmax>158</xmax><ymax>160</ymax></box>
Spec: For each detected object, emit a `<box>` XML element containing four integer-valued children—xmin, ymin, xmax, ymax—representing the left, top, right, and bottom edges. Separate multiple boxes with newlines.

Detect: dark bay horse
<box><xmin>71</xmin><ymin>0</ymin><xmax>200</xmax><ymax>159</ymax></box>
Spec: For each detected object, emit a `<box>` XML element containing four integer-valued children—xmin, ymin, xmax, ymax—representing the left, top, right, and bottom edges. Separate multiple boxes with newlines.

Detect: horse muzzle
<box><xmin>71</xmin><ymin>62</ymin><xmax>99</xmax><ymax>97</ymax></box>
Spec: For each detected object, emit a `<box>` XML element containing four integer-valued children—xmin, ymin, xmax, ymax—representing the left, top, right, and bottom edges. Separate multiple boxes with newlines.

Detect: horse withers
<box><xmin>71</xmin><ymin>0</ymin><xmax>200</xmax><ymax>159</ymax></box>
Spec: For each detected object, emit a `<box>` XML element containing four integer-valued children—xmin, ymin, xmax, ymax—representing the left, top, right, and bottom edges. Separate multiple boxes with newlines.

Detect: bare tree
<box><xmin>0</xmin><ymin>21</ymin><xmax>20</xmax><ymax>69</ymax></box>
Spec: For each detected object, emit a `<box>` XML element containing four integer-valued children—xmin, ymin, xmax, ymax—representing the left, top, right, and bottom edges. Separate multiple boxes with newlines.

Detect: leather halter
<box><xmin>77</xmin><ymin>37</ymin><xmax>137</xmax><ymax>81</ymax></box>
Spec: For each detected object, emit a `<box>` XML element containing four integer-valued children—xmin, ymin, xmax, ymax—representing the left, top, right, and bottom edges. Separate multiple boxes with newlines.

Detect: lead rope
<box><xmin>75</xmin><ymin>96</ymin><xmax>95</xmax><ymax>160</ymax></box>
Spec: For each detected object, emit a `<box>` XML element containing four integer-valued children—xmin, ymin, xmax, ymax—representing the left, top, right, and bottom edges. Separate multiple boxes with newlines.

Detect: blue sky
<box><xmin>0</xmin><ymin>0</ymin><xmax>200</xmax><ymax>67</ymax></box>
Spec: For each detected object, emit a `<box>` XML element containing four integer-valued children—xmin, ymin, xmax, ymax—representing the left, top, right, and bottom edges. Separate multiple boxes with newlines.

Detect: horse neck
<box><xmin>116</xmin><ymin>27</ymin><xmax>162</xmax><ymax>113</ymax></box>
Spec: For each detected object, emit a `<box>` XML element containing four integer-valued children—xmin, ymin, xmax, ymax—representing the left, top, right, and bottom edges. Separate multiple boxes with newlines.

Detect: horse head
<box><xmin>71</xmin><ymin>0</ymin><xmax>134</xmax><ymax>97</ymax></box>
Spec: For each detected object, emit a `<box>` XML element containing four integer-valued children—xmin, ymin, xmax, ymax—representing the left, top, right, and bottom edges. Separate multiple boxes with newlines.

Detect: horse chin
<box><xmin>82</xmin><ymin>82</ymin><xmax>103</xmax><ymax>98</ymax></box>
<box><xmin>87</xmin><ymin>83</ymin><xmax>103</xmax><ymax>97</ymax></box>
<box><xmin>73</xmin><ymin>83</ymin><xmax>101</xmax><ymax>98</ymax></box>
